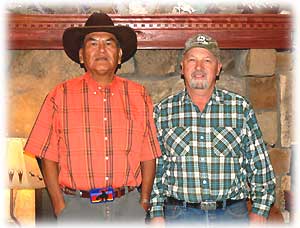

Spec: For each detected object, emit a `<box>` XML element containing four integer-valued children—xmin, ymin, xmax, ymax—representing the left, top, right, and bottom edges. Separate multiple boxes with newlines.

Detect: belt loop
<box><xmin>183</xmin><ymin>201</ymin><xmax>187</xmax><ymax>208</ymax></box>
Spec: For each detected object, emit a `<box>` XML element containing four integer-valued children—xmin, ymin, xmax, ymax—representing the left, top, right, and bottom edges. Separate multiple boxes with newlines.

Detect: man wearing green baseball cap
<box><xmin>150</xmin><ymin>33</ymin><xmax>276</xmax><ymax>226</ymax></box>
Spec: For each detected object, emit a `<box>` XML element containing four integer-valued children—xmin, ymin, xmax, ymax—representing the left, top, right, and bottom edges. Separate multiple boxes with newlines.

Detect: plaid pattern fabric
<box><xmin>24</xmin><ymin>72</ymin><xmax>161</xmax><ymax>190</ymax></box>
<box><xmin>151</xmin><ymin>88</ymin><xmax>275</xmax><ymax>218</ymax></box>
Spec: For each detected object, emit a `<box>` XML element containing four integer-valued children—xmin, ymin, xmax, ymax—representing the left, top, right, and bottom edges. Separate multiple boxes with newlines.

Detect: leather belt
<box><xmin>165</xmin><ymin>197</ymin><xmax>245</xmax><ymax>210</ymax></box>
<box><xmin>61</xmin><ymin>186</ymin><xmax>135</xmax><ymax>199</ymax></box>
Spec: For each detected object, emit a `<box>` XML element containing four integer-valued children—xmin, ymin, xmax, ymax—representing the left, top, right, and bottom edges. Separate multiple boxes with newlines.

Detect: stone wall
<box><xmin>7</xmin><ymin>47</ymin><xmax>293</xmax><ymax>212</ymax></box>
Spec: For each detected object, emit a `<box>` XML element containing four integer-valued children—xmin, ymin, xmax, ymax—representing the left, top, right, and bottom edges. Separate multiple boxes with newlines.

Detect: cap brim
<box><xmin>63</xmin><ymin>26</ymin><xmax>137</xmax><ymax>64</ymax></box>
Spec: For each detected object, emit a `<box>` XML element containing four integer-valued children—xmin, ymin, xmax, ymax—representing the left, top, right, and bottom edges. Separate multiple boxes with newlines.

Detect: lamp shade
<box><xmin>6</xmin><ymin>137</ymin><xmax>45</xmax><ymax>189</ymax></box>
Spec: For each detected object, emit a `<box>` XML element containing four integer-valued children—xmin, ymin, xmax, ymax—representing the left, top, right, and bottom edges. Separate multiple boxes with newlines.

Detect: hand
<box><xmin>54</xmin><ymin>201</ymin><xmax>65</xmax><ymax>216</ymax></box>
<box><xmin>151</xmin><ymin>217</ymin><xmax>165</xmax><ymax>227</ymax></box>
<box><xmin>139</xmin><ymin>198</ymin><xmax>151</xmax><ymax>211</ymax></box>
<box><xmin>249</xmin><ymin>212</ymin><xmax>267</xmax><ymax>224</ymax></box>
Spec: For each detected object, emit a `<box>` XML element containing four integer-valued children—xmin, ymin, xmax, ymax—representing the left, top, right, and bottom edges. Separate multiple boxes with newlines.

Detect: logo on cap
<box><xmin>196</xmin><ymin>35</ymin><xmax>209</xmax><ymax>45</ymax></box>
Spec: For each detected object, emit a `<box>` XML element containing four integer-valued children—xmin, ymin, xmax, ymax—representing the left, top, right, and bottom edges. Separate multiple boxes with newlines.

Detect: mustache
<box><xmin>191</xmin><ymin>70</ymin><xmax>207</xmax><ymax>78</ymax></box>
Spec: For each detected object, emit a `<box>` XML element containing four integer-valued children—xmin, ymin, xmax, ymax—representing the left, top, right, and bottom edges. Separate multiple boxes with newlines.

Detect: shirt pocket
<box><xmin>211</xmin><ymin>127</ymin><xmax>242</xmax><ymax>157</ymax></box>
<box><xmin>113</xmin><ymin>117</ymin><xmax>144</xmax><ymax>152</ymax></box>
<box><xmin>163</xmin><ymin>127</ymin><xmax>191</xmax><ymax>156</ymax></box>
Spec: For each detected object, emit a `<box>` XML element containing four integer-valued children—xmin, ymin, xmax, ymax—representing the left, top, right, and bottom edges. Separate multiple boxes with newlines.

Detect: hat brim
<box><xmin>63</xmin><ymin>26</ymin><xmax>137</xmax><ymax>64</ymax></box>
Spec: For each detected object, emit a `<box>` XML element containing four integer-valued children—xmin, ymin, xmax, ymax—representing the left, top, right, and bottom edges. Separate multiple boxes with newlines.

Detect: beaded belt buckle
<box><xmin>90</xmin><ymin>187</ymin><xmax>115</xmax><ymax>204</ymax></box>
<box><xmin>201</xmin><ymin>201</ymin><xmax>217</xmax><ymax>210</ymax></box>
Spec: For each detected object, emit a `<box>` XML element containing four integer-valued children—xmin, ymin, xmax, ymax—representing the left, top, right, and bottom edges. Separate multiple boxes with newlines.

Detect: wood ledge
<box><xmin>8</xmin><ymin>13</ymin><xmax>293</xmax><ymax>50</ymax></box>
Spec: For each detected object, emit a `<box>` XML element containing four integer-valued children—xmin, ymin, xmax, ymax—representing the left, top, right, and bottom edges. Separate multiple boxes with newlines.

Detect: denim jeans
<box><xmin>164</xmin><ymin>200</ymin><xmax>249</xmax><ymax>226</ymax></box>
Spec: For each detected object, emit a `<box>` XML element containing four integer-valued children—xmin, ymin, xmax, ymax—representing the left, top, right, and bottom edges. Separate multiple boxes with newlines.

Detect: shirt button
<box><xmin>200</xmin><ymin>135</ymin><xmax>204</xmax><ymax>140</ymax></box>
<box><xmin>105</xmin><ymin>156</ymin><xmax>109</xmax><ymax>160</ymax></box>
<box><xmin>104</xmin><ymin>137</ymin><xmax>108</xmax><ymax>141</ymax></box>
<box><xmin>200</xmin><ymin>157</ymin><xmax>205</xmax><ymax>162</ymax></box>
<box><xmin>103</xmin><ymin>98</ymin><xmax>107</xmax><ymax>102</ymax></box>
<box><xmin>98</xmin><ymin>86</ymin><xmax>101</xmax><ymax>90</ymax></box>
<box><xmin>202</xmin><ymin>180</ymin><xmax>207</xmax><ymax>185</ymax></box>
<box><xmin>105</xmin><ymin>177</ymin><xmax>109</xmax><ymax>180</ymax></box>
<box><xmin>93</xmin><ymin>91</ymin><xmax>97</xmax><ymax>95</ymax></box>
<box><xmin>104</xmin><ymin>118</ymin><xmax>107</xmax><ymax>121</ymax></box>
<box><xmin>111</xmin><ymin>93</ymin><xmax>114</xmax><ymax>96</ymax></box>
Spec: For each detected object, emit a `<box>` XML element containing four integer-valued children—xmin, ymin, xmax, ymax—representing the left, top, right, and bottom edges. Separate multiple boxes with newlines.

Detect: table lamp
<box><xmin>6</xmin><ymin>137</ymin><xmax>45</xmax><ymax>225</ymax></box>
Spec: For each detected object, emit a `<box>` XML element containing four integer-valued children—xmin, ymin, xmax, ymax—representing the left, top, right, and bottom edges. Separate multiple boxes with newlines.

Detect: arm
<box><xmin>149</xmin><ymin>104</ymin><xmax>166</xmax><ymax>222</ymax></box>
<box><xmin>42</xmin><ymin>158</ymin><xmax>65</xmax><ymax>216</ymax></box>
<box><xmin>140</xmin><ymin>159</ymin><xmax>156</xmax><ymax>211</ymax></box>
<box><xmin>244</xmin><ymin>106</ymin><xmax>276</xmax><ymax>221</ymax></box>
<box><xmin>150</xmin><ymin>157</ymin><xmax>165</xmax><ymax>223</ymax></box>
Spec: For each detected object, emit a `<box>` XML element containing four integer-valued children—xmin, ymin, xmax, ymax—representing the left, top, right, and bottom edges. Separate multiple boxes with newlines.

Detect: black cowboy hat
<box><xmin>63</xmin><ymin>13</ymin><xmax>137</xmax><ymax>64</ymax></box>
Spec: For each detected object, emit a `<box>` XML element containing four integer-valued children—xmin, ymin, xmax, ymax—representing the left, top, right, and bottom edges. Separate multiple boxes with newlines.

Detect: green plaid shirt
<box><xmin>150</xmin><ymin>87</ymin><xmax>275</xmax><ymax>218</ymax></box>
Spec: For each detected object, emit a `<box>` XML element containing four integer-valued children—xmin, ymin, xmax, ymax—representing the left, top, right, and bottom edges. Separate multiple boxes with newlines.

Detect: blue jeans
<box><xmin>165</xmin><ymin>200</ymin><xmax>249</xmax><ymax>226</ymax></box>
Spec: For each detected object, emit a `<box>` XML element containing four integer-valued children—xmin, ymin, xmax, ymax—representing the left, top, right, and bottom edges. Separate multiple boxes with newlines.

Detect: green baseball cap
<box><xmin>183</xmin><ymin>33</ymin><xmax>220</xmax><ymax>59</ymax></box>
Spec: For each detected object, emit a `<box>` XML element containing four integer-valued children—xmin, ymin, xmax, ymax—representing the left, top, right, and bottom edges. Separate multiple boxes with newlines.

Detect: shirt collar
<box><xmin>83</xmin><ymin>72</ymin><xmax>121</xmax><ymax>92</ymax></box>
<box><xmin>181</xmin><ymin>87</ymin><xmax>223</xmax><ymax>105</ymax></box>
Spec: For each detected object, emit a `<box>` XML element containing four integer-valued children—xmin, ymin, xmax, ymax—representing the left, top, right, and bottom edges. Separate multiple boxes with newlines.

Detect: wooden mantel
<box><xmin>8</xmin><ymin>13</ymin><xmax>292</xmax><ymax>50</ymax></box>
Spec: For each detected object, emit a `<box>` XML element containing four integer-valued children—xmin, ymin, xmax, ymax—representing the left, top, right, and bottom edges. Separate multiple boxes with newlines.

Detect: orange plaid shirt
<box><xmin>24</xmin><ymin>72</ymin><xmax>161</xmax><ymax>190</ymax></box>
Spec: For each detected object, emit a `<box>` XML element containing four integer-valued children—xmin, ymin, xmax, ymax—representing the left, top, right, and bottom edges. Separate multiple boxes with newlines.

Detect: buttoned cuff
<box><xmin>252</xmin><ymin>202</ymin><xmax>271</xmax><ymax>218</ymax></box>
<box><xmin>150</xmin><ymin>205</ymin><xmax>164</xmax><ymax>218</ymax></box>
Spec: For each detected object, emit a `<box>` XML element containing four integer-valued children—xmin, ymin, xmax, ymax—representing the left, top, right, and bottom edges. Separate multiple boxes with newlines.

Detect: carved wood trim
<box><xmin>8</xmin><ymin>13</ymin><xmax>293</xmax><ymax>50</ymax></box>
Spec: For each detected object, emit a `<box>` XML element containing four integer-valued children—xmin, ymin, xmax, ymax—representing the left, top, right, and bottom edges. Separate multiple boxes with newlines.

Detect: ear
<box><xmin>180</xmin><ymin>61</ymin><xmax>183</xmax><ymax>75</ymax></box>
<box><xmin>79</xmin><ymin>48</ymin><xmax>84</xmax><ymax>64</ymax></box>
<box><xmin>118</xmin><ymin>49</ymin><xmax>123</xmax><ymax>64</ymax></box>
<box><xmin>217</xmin><ymin>62</ymin><xmax>222</xmax><ymax>75</ymax></box>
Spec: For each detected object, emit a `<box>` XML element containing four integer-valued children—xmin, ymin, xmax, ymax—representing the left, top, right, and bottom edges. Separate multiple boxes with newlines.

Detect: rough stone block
<box><xmin>276</xmin><ymin>51</ymin><xmax>293</xmax><ymax>72</ymax></box>
<box><xmin>118</xmin><ymin>58</ymin><xmax>135</xmax><ymax>74</ymax></box>
<box><xmin>129</xmin><ymin>75</ymin><xmax>185</xmax><ymax>104</ymax></box>
<box><xmin>281</xmin><ymin>175</ymin><xmax>291</xmax><ymax>192</ymax></box>
<box><xmin>216</xmin><ymin>72</ymin><xmax>246</xmax><ymax>97</ymax></box>
<box><xmin>269</xmin><ymin>148</ymin><xmax>290</xmax><ymax>176</ymax></box>
<box><xmin>248</xmin><ymin>49</ymin><xmax>276</xmax><ymax>76</ymax></box>
<box><xmin>280</xmin><ymin>72</ymin><xmax>294</xmax><ymax>147</ymax></box>
<box><xmin>233</xmin><ymin>50</ymin><xmax>249</xmax><ymax>76</ymax></box>
<box><xmin>256</xmin><ymin>111</ymin><xmax>278</xmax><ymax>145</ymax></box>
<box><xmin>135</xmin><ymin>50</ymin><xmax>179</xmax><ymax>76</ymax></box>
<box><xmin>234</xmin><ymin>49</ymin><xmax>276</xmax><ymax>76</ymax></box>
<box><xmin>248</xmin><ymin>75</ymin><xmax>277</xmax><ymax>109</ymax></box>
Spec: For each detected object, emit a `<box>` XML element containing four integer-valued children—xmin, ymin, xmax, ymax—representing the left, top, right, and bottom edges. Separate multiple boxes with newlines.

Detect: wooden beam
<box><xmin>7</xmin><ymin>13</ymin><xmax>293</xmax><ymax>50</ymax></box>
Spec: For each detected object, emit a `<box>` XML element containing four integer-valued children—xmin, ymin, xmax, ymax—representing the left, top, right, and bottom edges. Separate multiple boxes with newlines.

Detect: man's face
<box><xmin>79</xmin><ymin>32</ymin><xmax>122</xmax><ymax>76</ymax></box>
<box><xmin>181</xmin><ymin>47</ymin><xmax>222</xmax><ymax>92</ymax></box>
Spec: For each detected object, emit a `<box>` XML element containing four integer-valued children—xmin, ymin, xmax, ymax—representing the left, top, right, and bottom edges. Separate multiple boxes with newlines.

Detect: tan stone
<box><xmin>256</xmin><ymin>111</ymin><xmax>278</xmax><ymax>145</ymax></box>
<box><xmin>234</xmin><ymin>49</ymin><xmax>276</xmax><ymax>76</ymax></box>
<box><xmin>248</xmin><ymin>76</ymin><xmax>277</xmax><ymax>109</ymax></box>
<box><xmin>129</xmin><ymin>75</ymin><xmax>185</xmax><ymax>104</ymax></box>
<box><xmin>10</xmin><ymin>50</ymin><xmax>83</xmax><ymax>80</ymax></box>
<box><xmin>269</xmin><ymin>148</ymin><xmax>290</xmax><ymax>176</ymax></box>
<box><xmin>135</xmin><ymin>50</ymin><xmax>179</xmax><ymax>76</ymax></box>
<box><xmin>281</xmin><ymin>175</ymin><xmax>291</xmax><ymax>191</ymax></box>
<box><xmin>274</xmin><ymin>178</ymin><xmax>284</xmax><ymax>209</ymax></box>
<box><xmin>234</xmin><ymin>50</ymin><xmax>249</xmax><ymax>76</ymax></box>
<box><xmin>279</xmin><ymin>72</ymin><xmax>294</xmax><ymax>147</ymax></box>
<box><xmin>216</xmin><ymin>72</ymin><xmax>246</xmax><ymax>97</ymax></box>
<box><xmin>276</xmin><ymin>51</ymin><xmax>293</xmax><ymax>72</ymax></box>
<box><xmin>118</xmin><ymin>58</ymin><xmax>135</xmax><ymax>74</ymax></box>
<box><xmin>248</xmin><ymin>49</ymin><xmax>276</xmax><ymax>76</ymax></box>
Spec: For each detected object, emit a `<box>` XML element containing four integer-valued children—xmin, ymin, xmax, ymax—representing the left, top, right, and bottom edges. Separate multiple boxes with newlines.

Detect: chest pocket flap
<box><xmin>212</xmin><ymin>127</ymin><xmax>242</xmax><ymax>157</ymax></box>
<box><xmin>163</xmin><ymin>127</ymin><xmax>191</xmax><ymax>156</ymax></box>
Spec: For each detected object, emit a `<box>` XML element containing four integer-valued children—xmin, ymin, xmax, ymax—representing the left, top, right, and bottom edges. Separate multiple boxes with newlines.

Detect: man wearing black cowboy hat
<box><xmin>24</xmin><ymin>13</ymin><xmax>161</xmax><ymax>224</ymax></box>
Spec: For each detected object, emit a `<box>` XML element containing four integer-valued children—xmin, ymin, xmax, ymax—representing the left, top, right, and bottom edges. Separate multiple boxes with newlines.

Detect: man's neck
<box><xmin>187</xmin><ymin>86</ymin><xmax>214</xmax><ymax>112</ymax></box>
<box><xmin>90</xmin><ymin>71</ymin><xmax>115</xmax><ymax>86</ymax></box>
